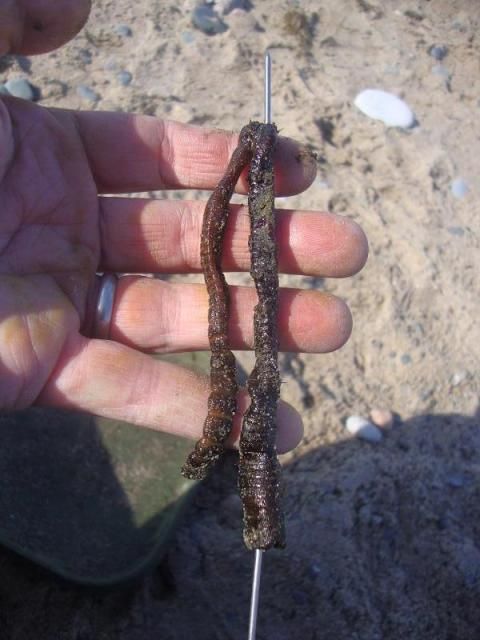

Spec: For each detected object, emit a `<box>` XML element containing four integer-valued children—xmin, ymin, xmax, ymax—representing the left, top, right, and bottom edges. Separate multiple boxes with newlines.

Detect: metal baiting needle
<box><xmin>248</xmin><ymin>548</ymin><xmax>264</xmax><ymax>640</ymax></box>
<box><xmin>264</xmin><ymin>50</ymin><xmax>272</xmax><ymax>124</ymax></box>
<box><xmin>247</xmin><ymin>50</ymin><xmax>272</xmax><ymax>640</ymax></box>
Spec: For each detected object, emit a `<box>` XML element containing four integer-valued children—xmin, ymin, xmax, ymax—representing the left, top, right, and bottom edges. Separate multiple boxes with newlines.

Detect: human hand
<box><xmin>0</xmin><ymin>1</ymin><xmax>368</xmax><ymax>453</ymax></box>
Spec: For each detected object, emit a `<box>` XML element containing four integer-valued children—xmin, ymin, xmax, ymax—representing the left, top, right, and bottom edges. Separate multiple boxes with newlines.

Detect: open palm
<box><xmin>0</xmin><ymin>96</ymin><xmax>367</xmax><ymax>451</ymax></box>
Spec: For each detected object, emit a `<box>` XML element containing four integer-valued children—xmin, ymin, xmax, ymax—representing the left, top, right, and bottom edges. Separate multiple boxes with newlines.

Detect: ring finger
<box><xmin>106</xmin><ymin>276</ymin><xmax>352</xmax><ymax>355</ymax></box>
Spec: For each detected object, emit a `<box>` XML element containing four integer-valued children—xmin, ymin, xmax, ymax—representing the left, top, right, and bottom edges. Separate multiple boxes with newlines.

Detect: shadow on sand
<box><xmin>0</xmin><ymin>407</ymin><xmax>478</xmax><ymax>639</ymax></box>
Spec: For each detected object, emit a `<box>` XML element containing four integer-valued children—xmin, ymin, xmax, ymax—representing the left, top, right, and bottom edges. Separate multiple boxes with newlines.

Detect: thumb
<box><xmin>0</xmin><ymin>0</ymin><xmax>91</xmax><ymax>56</ymax></box>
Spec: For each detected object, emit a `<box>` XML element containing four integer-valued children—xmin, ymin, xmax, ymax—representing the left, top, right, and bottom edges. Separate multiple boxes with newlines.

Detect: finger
<box><xmin>70</xmin><ymin>112</ymin><xmax>317</xmax><ymax>195</ymax></box>
<box><xmin>38</xmin><ymin>334</ymin><xmax>303</xmax><ymax>454</ymax></box>
<box><xmin>0</xmin><ymin>0</ymin><xmax>91</xmax><ymax>56</ymax></box>
<box><xmin>105</xmin><ymin>278</ymin><xmax>352</xmax><ymax>354</ymax></box>
<box><xmin>99</xmin><ymin>198</ymin><xmax>368</xmax><ymax>277</ymax></box>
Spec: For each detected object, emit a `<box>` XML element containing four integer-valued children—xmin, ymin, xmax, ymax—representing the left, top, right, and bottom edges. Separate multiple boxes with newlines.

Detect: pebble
<box><xmin>451</xmin><ymin>370</ymin><xmax>467</xmax><ymax>386</ymax></box>
<box><xmin>76</xmin><ymin>85</ymin><xmax>100</xmax><ymax>103</ymax></box>
<box><xmin>370</xmin><ymin>408</ymin><xmax>394</xmax><ymax>429</ymax></box>
<box><xmin>451</xmin><ymin>178</ymin><xmax>468</xmax><ymax>199</ymax></box>
<box><xmin>114</xmin><ymin>24</ymin><xmax>133</xmax><ymax>37</ymax></box>
<box><xmin>214</xmin><ymin>0</ymin><xmax>251</xmax><ymax>14</ymax></box>
<box><xmin>401</xmin><ymin>354</ymin><xmax>412</xmax><ymax>365</ymax></box>
<box><xmin>78</xmin><ymin>48</ymin><xmax>93</xmax><ymax>65</ymax></box>
<box><xmin>192</xmin><ymin>5</ymin><xmax>228</xmax><ymax>35</ymax></box>
<box><xmin>447</xmin><ymin>226</ymin><xmax>465</xmax><ymax>237</ymax></box>
<box><xmin>346</xmin><ymin>415</ymin><xmax>383</xmax><ymax>443</ymax></box>
<box><xmin>354</xmin><ymin>89</ymin><xmax>415</xmax><ymax>128</ymax></box>
<box><xmin>428</xmin><ymin>44</ymin><xmax>448</xmax><ymax>60</ymax></box>
<box><xmin>307</xmin><ymin>562</ymin><xmax>322</xmax><ymax>580</ymax></box>
<box><xmin>4</xmin><ymin>78</ymin><xmax>36</xmax><ymax>101</ymax></box>
<box><xmin>0</xmin><ymin>84</ymin><xmax>9</xmax><ymax>95</ymax></box>
<box><xmin>117</xmin><ymin>70</ymin><xmax>132</xmax><ymax>87</ymax></box>
<box><xmin>181</xmin><ymin>31</ymin><xmax>196</xmax><ymax>44</ymax></box>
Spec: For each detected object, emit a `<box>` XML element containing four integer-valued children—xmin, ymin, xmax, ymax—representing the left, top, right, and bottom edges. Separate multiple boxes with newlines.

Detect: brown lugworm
<box><xmin>182</xmin><ymin>122</ymin><xmax>285</xmax><ymax>550</ymax></box>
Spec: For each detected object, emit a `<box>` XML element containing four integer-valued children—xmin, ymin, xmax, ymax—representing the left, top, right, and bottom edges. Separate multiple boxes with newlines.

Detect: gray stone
<box><xmin>451</xmin><ymin>370</ymin><xmax>467</xmax><ymax>386</ymax></box>
<box><xmin>117</xmin><ymin>70</ymin><xmax>132</xmax><ymax>87</ymax></box>
<box><xmin>429</xmin><ymin>44</ymin><xmax>448</xmax><ymax>61</ymax></box>
<box><xmin>447</xmin><ymin>226</ymin><xmax>465</xmax><ymax>237</ymax></box>
<box><xmin>0</xmin><ymin>84</ymin><xmax>10</xmax><ymax>95</ymax></box>
<box><xmin>181</xmin><ymin>31</ymin><xmax>196</xmax><ymax>44</ymax></box>
<box><xmin>4</xmin><ymin>78</ymin><xmax>36</xmax><ymax>101</ymax></box>
<box><xmin>451</xmin><ymin>178</ymin><xmax>468</xmax><ymax>199</ymax></box>
<box><xmin>192</xmin><ymin>5</ymin><xmax>228</xmax><ymax>35</ymax></box>
<box><xmin>78</xmin><ymin>48</ymin><xmax>93</xmax><ymax>65</ymax></box>
<box><xmin>77</xmin><ymin>85</ymin><xmax>100</xmax><ymax>103</ymax></box>
<box><xmin>214</xmin><ymin>0</ymin><xmax>252</xmax><ymax>14</ymax></box>
<box><xmin>114</xmin><ymin>24</ymin><xmax>132</xmax><ymax>37</ymax></box>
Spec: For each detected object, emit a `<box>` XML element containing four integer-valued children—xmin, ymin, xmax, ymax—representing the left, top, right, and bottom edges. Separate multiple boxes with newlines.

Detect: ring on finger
<box><xmin>94</xmin><ymin>273</ymin><xmax>118</xmax><ymax>340</ymax></box>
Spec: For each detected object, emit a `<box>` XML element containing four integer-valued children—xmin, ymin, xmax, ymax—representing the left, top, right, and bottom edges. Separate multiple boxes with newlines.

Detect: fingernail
<box><xmin>276</xmin><ymin>401</ymin><xmax>304</xmax><ymax>454</ymax></box>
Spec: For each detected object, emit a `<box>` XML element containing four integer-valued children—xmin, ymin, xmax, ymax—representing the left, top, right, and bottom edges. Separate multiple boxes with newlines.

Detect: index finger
<box><xmin>68</xmin><ymin>111</ymin><xmax>317</xmax><ymax>195</ymax></box>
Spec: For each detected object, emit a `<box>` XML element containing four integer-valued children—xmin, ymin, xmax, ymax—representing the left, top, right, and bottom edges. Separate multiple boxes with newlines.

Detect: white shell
<box><xmin>346</xmin><ymin>415</ymin><xmax>383</xmax><ymax>443</ymax></box>
<box><xmin>354</xmin><ymin>89</ymin><xmax>415</xmax><ymax>128</ymax></box>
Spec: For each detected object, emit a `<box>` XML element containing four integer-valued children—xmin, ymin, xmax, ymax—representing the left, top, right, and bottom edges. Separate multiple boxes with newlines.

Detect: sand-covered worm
<box><xmin>238</xmin><ymin>122</ymin><xmax>285</xmax><ymax>550</ymax></box>
<box><xmin>181</xmin><ymin>124</ymin><xmax>256</xmax><ymax>480</ymax></box>
<box><xmin>182</xmin><ymin>122</ymin><xmax>285</xmax><ymax>551</ymax></box>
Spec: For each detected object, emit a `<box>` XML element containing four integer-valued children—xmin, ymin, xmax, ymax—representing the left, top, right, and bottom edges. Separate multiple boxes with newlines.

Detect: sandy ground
<box><xmin>0</xmin><ymin>0</ymin><xmax>479</xmax><ymax>638</ymax></box>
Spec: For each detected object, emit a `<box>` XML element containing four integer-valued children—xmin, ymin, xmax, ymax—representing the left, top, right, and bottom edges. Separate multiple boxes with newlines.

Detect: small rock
<box><xmin>428</xmin><ymin>44</ymin><xmax>448</xmax><ymax>60</ymax></box>
<box><xmin>401</xmin><ymin>354</ymin><xmax>412</xmax><ymax>365</ymax></box>
<box><xmin>181</xmin><ymin>31</ymin><xmax>196</xmax><ymax>44</ymax></box>
<box><xmin>5</xmin><ymin>78</ymin><xmax>36</xmax><ymax>101</ymax></box>
<box><xmin>214</xmin><ymin>0</ymin><xmax>252</xmax><ymax>14</ymax></box>
<box><xmin>77</xmin><ymin>85</ymin><xmax>100</xmax><ymax>103</ymax></box>
<box><xmin>314</xmin><ymin>178</ymin><xmax>330</xmax><ymax>189</ymax></box>
<box><xmin>78</xmin><ymin>48</ymin><xmax>93</xmax><ymax>64</ymax></box>
<box><xmin>354</xmin><ymin>89</ymin><xmax>416</xmax><ymax>128</ymax></box>
<box><xmin>114</xmin><ymin>24</ymin><xmax>133</xmax><ymax>37</ymax></box>
<box><xmin>451</xmin><ymin>178</ymin><xmax>468</xmax><ymax>199</ymax></box>
<box><xmin>307</xmin><ymin>562</ymin><xmax>322</xmax><ymax>580</ymax></box>
<box><xmin>451</xmin><ymin>370</ymin><xmax>467</xmax><ymax>386</ymax></box>
<box><xmin>370</xmin><ymin>408</ymin><xmax>394</xmax><ymax>429</ymax></box>
<box><xmin>117</xmin><ymin>70</ymin><xmax>132</xmax><ymax>87</ymax></box>
<box><xmin>192</xmin><ymin>5</ymin><xmax>228</xmax><ymax>35</ymax></box>
<box><xmin>346</xmin><ymin>415</ymin><xmax>383</xmax><ymax>443</ymax></box>
<box><xmin>447</xmin><ymin>226</ymin><xmax>465</xmax><ymax>237</ymax></box>
<box><xmin>0</xmin><ymin>84</ymin><xmax>10</xmax><ymax>95</ymax></box>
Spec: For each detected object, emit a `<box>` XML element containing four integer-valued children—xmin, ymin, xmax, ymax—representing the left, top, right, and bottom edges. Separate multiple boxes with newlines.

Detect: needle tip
<box><xmin>264</xmin><ymin>52</ymin><xmax>272</xmax><ymax>124</ymax></box>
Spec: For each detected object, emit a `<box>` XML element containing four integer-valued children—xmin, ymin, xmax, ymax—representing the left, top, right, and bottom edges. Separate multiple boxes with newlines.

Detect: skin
<box><xmin>0</xmin><ymin>0</ymin><xmax>368</xmax><ymax>453</ymax></box>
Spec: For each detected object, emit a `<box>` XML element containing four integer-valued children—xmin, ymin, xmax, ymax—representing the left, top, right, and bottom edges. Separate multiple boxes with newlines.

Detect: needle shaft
<box><xmin>247</xmin><ymin>51</ymin><xmax>272</xmax><ymax>640</ymax></box>
<box><xmin>264</xmin><ymin>51</ymin><xmax>272</xmax><ymax>124</ymax></box>
<box><xmin>248</xmin><ymin>549</ymin><xmax>264</xmax><ymax>640</ymax></box>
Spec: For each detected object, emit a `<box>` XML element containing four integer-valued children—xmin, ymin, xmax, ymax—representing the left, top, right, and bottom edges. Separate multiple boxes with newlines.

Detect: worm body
<box><xmin>238</xmin><ymin>123</ymin><xmax>285</xmax><ymax>550</ymax></box>
<box><xmin>182</xmin><ymin>125</ymin><xmax>255</xmax><ymax>480</ymax></box>
<box><xmin>182</xmin><ymin>122</ymin><xmax>285</xmax><ymax>551</ymax></box>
